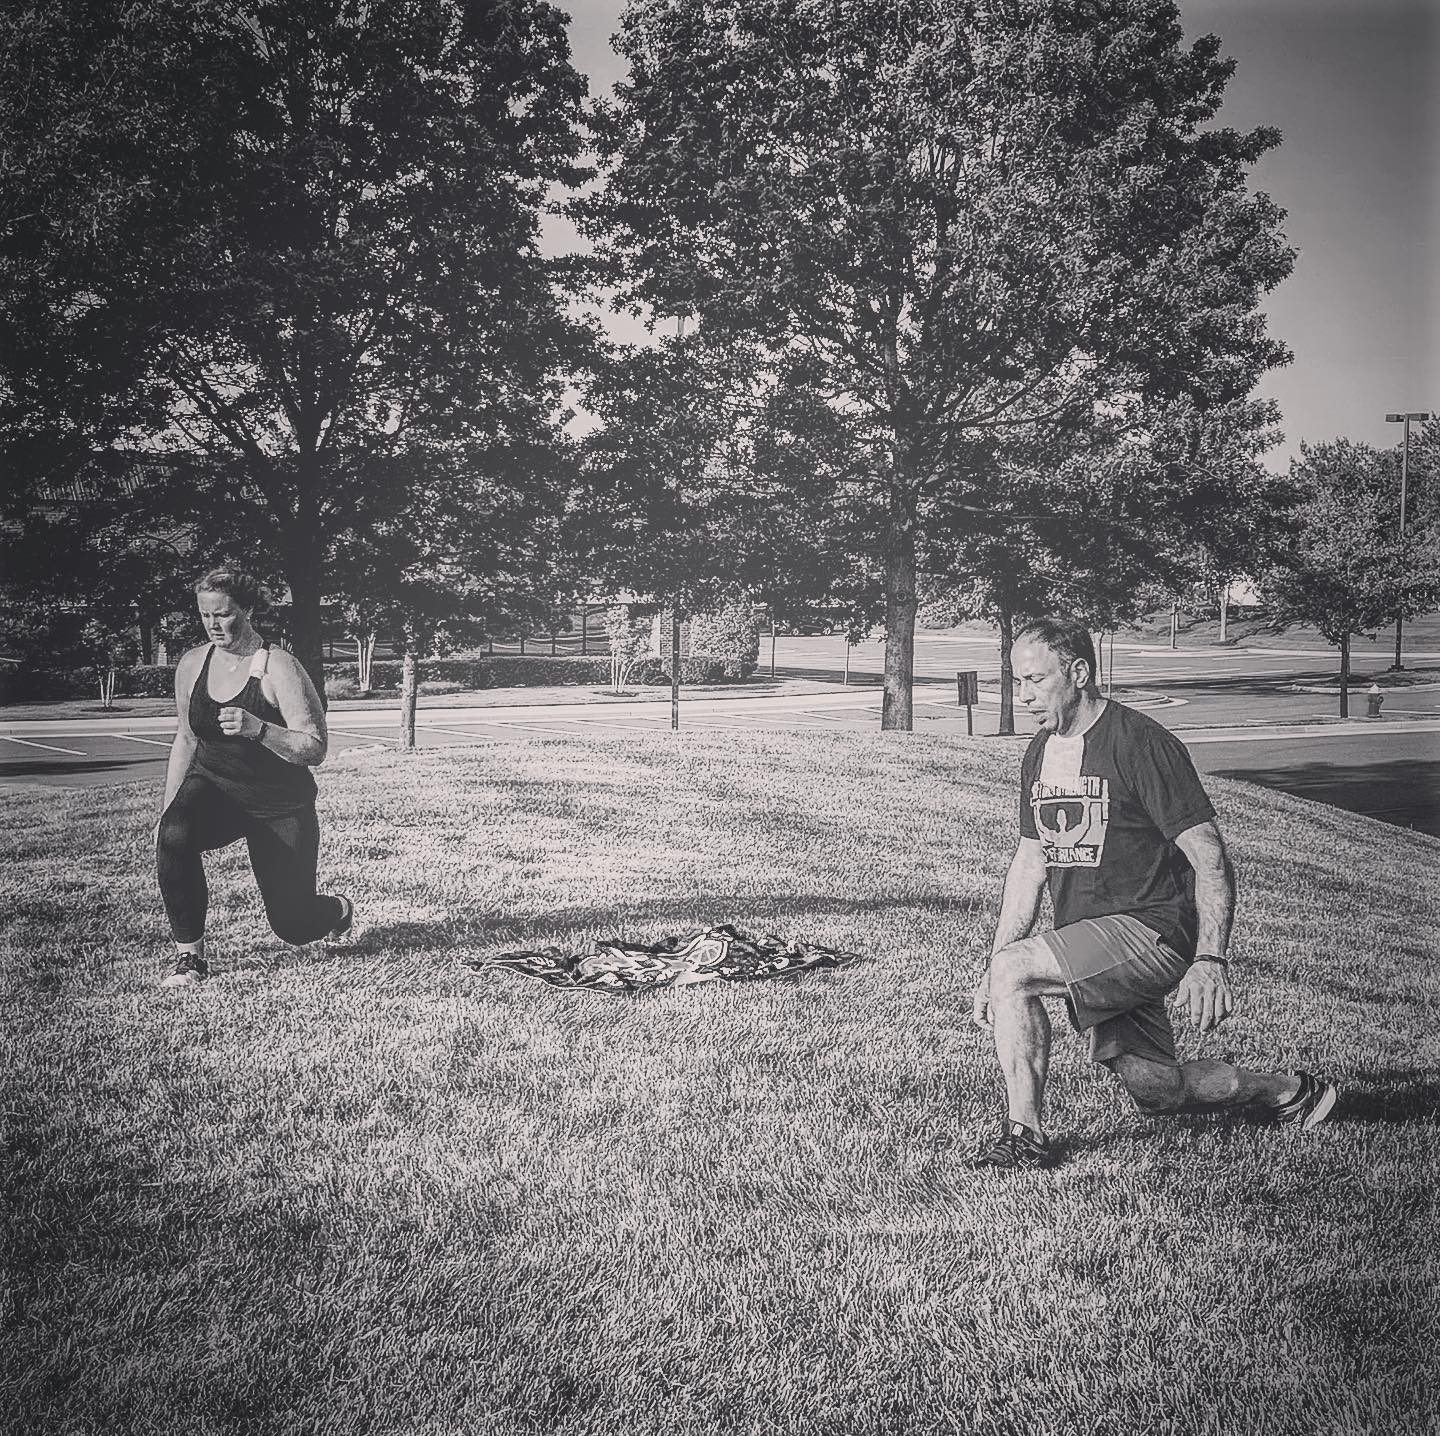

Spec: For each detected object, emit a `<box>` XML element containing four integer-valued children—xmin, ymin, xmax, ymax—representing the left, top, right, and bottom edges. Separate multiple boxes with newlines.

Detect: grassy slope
<box><xmin>3</xmin><ymin>731</ymin><xmax>1438</xmax><ymax>1436</ymax></box>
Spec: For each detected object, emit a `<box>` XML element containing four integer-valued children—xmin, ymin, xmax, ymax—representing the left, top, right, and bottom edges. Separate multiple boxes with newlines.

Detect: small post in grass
<box><xmin>844</xmin><ymin>639</ymin><xmax>851</xmax><ymax>686</ymax></box>
<box><xmin>956</xmin><ymin>669</ymin><xmax>978</xmax><ymax>736</ymax></box>
<box><xmin>770</xmin><ymin>622</ymin><xmax>777</xmax><ymax>678</ymax></box>
<box><xmin>671</xmin><ymin>607</ymin><xmax>681</xmax><ymax>731</ymax></box>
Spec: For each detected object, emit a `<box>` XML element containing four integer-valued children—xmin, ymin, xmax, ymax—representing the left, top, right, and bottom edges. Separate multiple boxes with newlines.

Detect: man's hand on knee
<box><xmin>1173</xmin><ymin>959</ymin><xmax>1233</xmax><ymax>1034</ymax></box>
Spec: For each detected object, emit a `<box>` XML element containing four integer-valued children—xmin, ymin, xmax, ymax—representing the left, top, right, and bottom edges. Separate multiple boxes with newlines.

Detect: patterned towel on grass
<box><xmin>468</xmin><ymin>924</ymin><xmax>861</xmax><ymax>995</ymax></box>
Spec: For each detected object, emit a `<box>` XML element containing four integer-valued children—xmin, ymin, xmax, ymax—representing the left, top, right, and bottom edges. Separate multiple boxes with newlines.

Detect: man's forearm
<box><xmin>1192</xmin><ymin>855</ymin><xmax>1235</xmax><ymax>957</ymax></box>
<box><xmin>1179</xmin><ymin>824</ymin><xmax>1236</xmax><ymax>958</ymax></box>
<box><xmin>990</xmin><ymin>859</ymin><xmax>1046</xmax><ymax>959</ymax></box>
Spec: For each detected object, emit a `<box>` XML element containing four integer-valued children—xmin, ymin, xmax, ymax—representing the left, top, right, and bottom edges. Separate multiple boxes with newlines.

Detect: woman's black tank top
<box><xmin>189</xmin><ymin>644</ymin><xmax>317</xmax><ymax>815</ymax></box>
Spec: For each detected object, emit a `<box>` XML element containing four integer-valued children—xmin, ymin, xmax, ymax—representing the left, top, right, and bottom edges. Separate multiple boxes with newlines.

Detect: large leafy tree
<box><xmin>329</xmin><ymin>429</ymin><xmax>570</xmax><ymax>744</ymax></box>
<box><xmin>1261</xmin><ymin>439</ymin><xmax>1440</xmax><ymax>716</ymax></box>
<box><xmin>580</xmin><ymin>0</ymin><xmax>1293</xmax><ymax>728</ymax></box>
<box><xmin>0</xmin><ymin>504</ymin><xmax>192</xmax><ymax>676</ymax></box>
<box><xmin>574</xmin><ymin>329</ymin><xmax>890</xmax><ymax>674</ymax></box>
<box><xmin>919</xmin><ymin>392</ymin><xmax>1290</xmax><ymax>729</ymax></box>
<box><xmin>1</xmin><ymin>0</ymin><xmax>589</xmax><ymax>690</ymax></box>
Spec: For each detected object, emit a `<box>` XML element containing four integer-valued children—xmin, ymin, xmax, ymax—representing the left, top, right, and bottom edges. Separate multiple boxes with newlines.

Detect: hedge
<box><xmin>0</xmin><ymin>650</ymin><xmax>758</xmax><ymax>707</ymax></box>
<box><xmin>0</xmin><ymin>664</ymin><xmax>178</xmax><ymax>703</ymax></box>
<box><xmin>326</xmin><ymin>654</ymin><xmax>613</xmax><ymax>690</ymax></box>
<box><xmin>124</xmin><ymin>665</ymin><xmax>181</xmax><ymax>698</ymax></box>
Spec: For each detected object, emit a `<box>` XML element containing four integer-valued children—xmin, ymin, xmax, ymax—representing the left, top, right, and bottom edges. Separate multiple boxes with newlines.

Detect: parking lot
<box><xmin>5</xmin><ymin>631</ymin><xmax>1439</xmax><ymax>836</ymax></box>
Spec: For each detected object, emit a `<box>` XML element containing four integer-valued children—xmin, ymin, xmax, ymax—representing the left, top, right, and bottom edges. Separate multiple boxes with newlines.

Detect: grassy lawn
<box><xmin>3</xmin><ymin>730</ymin><xmax>1438</xmax><ymax>1436</ymax></box>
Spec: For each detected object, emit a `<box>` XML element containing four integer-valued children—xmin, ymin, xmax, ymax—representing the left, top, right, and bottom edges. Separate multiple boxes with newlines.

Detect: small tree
<box><xmin>80</xmin><ymin>619</ymin><xmax>139</xmax><ymax>708</ymax></box>
<box><xmin>604</xmin><ymin>604</ymin><xmax>653</xmax><ymax>692</ymax></box>
<box><xmin>1261</xmin><ymin>440</ymin><xmax>1440</xmax><ymax>716</ymax></box>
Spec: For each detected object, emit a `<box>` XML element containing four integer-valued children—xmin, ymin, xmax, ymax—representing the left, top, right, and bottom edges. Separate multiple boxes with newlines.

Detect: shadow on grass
<box><xmin>472</xmin><ymin>890</ymin><xmax>984</xmax><ymax>947</ymax></box>
<box><xmin>1333</xmin><ymin>1071</ymin><xmax>1440</xmax><ymax>1125</ymax></box>
<box><xmin>0</xmin><ymin>756</ymin><xmax>160</xmax><ymax>779</ymax></box>
<box><xmin>239</xmin><ymin>892</ymin><xmax>985</xmax><ymax>970</ymax></box>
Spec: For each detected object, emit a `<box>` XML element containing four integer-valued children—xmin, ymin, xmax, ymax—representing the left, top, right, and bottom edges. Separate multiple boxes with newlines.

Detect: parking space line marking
<box><xmin>330</xmin><ymin>727</ymin><xmax>401</xmax><ymax>743</ymax></box>
<box><xmin>416</xmin><ymin>724</ymin><xmax>511</xmax><ymax>739</ymax></box>
<box><xmin>0</xmin><ymin>735</ymin><xmax>88</xmax><ymax>756</ymax></box>
<box><xmin>115</xmin><ymin>734</ymin><xmax>172</xmax><ymax>747</ymax></box>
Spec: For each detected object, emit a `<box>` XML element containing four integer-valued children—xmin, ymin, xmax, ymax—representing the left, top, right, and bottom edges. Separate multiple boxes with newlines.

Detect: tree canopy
<box><xmin>581</xmin><ymin>0</ymin><xmax>1294</xmax><ymax>727</ymax></box>
<box><xmin>1261</xmin><ymin>438</ymin><xmax>1440</xmax><ymax>711</ymax></box>
<box><xmin>2</xmin><ymin>0</ymin><xmax>591</xmax><ymax>688</ymax></box>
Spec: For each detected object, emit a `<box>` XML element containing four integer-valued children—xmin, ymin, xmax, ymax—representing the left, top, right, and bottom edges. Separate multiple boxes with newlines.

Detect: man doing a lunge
<box><xmin>972</xmin><ymin>616</ymin><xmax>1337</xmax><ymax>1169</ymax></box>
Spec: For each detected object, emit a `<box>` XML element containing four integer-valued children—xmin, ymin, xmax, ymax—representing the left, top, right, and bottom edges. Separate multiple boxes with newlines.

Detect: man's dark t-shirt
<box><xmin>1019</xmin><ymin>702</ymin><xmax>1216</xmax><ymax>956</ymax></box>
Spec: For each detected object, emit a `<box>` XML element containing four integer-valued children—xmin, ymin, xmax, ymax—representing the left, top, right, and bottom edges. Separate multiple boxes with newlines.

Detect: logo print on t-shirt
<box><xmin>1031</xmin><ymin>774</ymin><xmax>1110</xmax><ymax>867</ymax></box>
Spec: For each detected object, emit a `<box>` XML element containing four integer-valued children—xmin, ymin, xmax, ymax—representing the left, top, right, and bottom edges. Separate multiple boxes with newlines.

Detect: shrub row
<box><xmin>0</xmin><ymin>663</ymin><xmax>179</xmax><ymax>703</ymax></box>
<box><xmin>326</xmin><ymin>654</ymin><xmax>614</xmax><ymax>690</ymax></box>
<box><xmin>0</xmin><ymin>651</ymin><xmax>757</xmax><ymax>707</ymax></box>
<box><xmin>327</xmin><ymin>653</ymin><xmax>752</xmax><ymax>691</ymax></box>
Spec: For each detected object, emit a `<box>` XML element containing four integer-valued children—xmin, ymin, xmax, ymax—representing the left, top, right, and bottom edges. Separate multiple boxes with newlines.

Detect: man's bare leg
<box><xmin>1107</xmin><ymin>1053</ymin><xmax>1301</xmax><ymax>1114</ymax></box>
<box><xmin>987</xmin><ymin>937</ymin><xmax>1073</xmax><ymax>1134</ymax></box>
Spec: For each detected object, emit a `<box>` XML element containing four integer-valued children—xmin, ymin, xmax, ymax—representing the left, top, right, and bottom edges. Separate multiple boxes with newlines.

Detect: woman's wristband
<box><xmin>1194</xmin><ymin>953</ymin><xmax>1228</xmax><ymax>967</ymax></box>
<box><xmin>255</xmin><ymin>720</ymin><xmax>269</xmax><ymax>744</ymax></box>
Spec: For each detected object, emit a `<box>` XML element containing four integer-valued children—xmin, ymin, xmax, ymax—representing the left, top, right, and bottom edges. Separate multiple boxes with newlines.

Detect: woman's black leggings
<box><xmin>157</xmin><ymin>774</ymin><xmax>343</xmax><ymax>945</ymax></box>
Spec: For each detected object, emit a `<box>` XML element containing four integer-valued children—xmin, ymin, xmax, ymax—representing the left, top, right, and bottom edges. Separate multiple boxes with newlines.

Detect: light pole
<box><xmin>1384</xmin><ymin>411</ymin><xmax>1432</xmax><ymax>670</ymax></box>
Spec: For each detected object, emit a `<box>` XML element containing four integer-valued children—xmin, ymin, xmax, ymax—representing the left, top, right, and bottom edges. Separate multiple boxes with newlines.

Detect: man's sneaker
<box><xmin>160</xmin><ymin>950</ymin><xmax>207</xmax><ymax>988</ymax></box>
<box><xmin>973</xmin><ymin>1120</ymin><xmax>1054</xmax><ymax>1170</ymax></box>
<box><xmin>1274</xmin><ymin>1071</ymin><xmax>1338</xmax><ymax>1130</ymax></box>
<box><xmin>324</xmin><ymin>896</ymin><xmax>355</xmax><ymax>943</ymax></box>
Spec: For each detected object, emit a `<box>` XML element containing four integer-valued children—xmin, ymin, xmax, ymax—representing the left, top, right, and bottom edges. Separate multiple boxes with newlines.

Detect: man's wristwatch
<box><xmin>1193</xmin><ymin>953</ymin><xmax>1229</xmax><ymax>967</ymax></box>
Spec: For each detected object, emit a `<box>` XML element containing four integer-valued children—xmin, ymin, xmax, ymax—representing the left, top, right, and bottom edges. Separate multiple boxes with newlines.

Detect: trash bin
<box><xmin>1365</xmin><ymin>684</ymin><xmax>1384</xmax><ymax>718</ymax></box>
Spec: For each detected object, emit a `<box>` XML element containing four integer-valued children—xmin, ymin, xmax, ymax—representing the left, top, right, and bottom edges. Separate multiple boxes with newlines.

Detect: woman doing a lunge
<box><xmin>155</xmin><ymin>568</ymin><xmax>352</xmax><ymax>988</ymax></box>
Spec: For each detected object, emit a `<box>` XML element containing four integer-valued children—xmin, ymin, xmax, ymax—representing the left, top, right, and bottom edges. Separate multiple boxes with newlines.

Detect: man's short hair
<box><xmin>1014</xmin><ymin>616</ymin><xmax>1098</xmax><ymax>685</ymax></box>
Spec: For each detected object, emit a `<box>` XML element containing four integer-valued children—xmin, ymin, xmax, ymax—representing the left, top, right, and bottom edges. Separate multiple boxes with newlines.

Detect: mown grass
<box><xmin>3</xmin><ymin>730</ymin><xmax>1438</xmax><ymax>1436</ymax></box>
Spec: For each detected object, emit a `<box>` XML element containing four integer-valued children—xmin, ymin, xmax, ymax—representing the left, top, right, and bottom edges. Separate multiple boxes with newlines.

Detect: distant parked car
<box><xmin>783</xmin><ymin>610</ymin><xmax>844</xmax><ymax>636</ymax></box>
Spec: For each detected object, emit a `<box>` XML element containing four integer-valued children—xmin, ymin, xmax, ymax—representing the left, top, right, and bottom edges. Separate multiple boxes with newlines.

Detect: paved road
<box><xmin>766</xmin><ymin>631</ymin><xmax>1440</xmax><ymax>726</ymax></box>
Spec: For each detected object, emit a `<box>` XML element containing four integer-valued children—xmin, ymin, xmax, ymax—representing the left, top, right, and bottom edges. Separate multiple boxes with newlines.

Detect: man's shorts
<box><xmin>1036</xmin><ymin>914</ymin><xmax>1193</xmax><ymax>1066</ymax></box>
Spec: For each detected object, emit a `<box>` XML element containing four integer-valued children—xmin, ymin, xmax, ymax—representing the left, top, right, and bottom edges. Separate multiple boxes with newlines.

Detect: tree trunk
<box><xmin>400</xmin><ymin>646</ymin><xmax>418</xmax><ymax>750</ymax></box>
<box><xmin>998</xmin><ymin>605</ymin><xmax>1016</xmax><ymax>737</ymax></box>
<box><xmin>1218</xmin><ymin>584</ymin><xmax>1229</xmax><ymax>643</ymax></box>
<box><xmin>357</xmin><ymin>632</ymin><xmax>376</xmax><ymax>691</ymax></box>
<box><xmin>285</xmin><ymin>552</ymin><xmax>327</xmax><ymax>706</ymax></box>
<box><xmin>139</xmin><ymin>625</ymin><xmax>154</xmax><ymax>665</ymax></box>
<box><xmin>1338</xmin><ymin>632</ymin><xmax>1350</xmax><ymax>719</ymax></box>
<box><xmin>880</xmin><ymin>497</ymin><xmax>916</xmax><ymax>732</ymax></box>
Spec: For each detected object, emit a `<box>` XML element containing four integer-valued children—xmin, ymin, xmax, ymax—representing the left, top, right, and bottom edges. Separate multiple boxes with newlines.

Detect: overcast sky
<box><xmin>557</xmin><ymin>0</ymin><xmax>1437</xmax><ymax>468</ymax></box>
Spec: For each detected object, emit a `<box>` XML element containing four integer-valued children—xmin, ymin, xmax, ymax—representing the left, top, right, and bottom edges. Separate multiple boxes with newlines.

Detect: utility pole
<box><xmin>1385</xmin><ymin>411</ymin><xmax>1432</xmax><ymax>670</ymax></box>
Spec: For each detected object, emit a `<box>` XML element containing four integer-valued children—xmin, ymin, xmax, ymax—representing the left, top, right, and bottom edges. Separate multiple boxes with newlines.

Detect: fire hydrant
<box><xmin>1365</xmin><ymin>684</ymin><xmax>1384</xmax><ymax>719</ymax></box>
